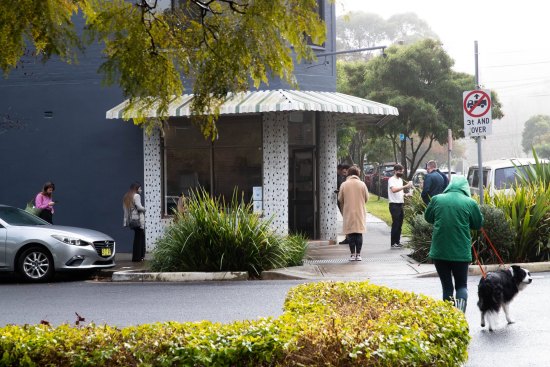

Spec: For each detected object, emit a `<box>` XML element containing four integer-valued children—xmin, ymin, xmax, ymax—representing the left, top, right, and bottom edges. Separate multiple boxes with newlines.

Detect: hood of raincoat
<box><xmin>443</xmin><ymin>176</ymin><xmax>471</xmax><ymax>197</ymax></box>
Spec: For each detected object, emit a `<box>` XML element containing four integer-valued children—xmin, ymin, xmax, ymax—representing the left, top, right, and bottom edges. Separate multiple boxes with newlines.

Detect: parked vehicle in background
<box><xmin>0</xmin><ymin>205</ymin><xmax>116</xmax><ymax>282</ymax></box>
<box><xmin>363</xmin><ymin>163</ymin><xmax>377</xmax><ymax>189</ymax></box>
<box><xmin>467</xmin><ymin>158</ymin><xmax>549</xmax><ymax>197</ymax></box>
<box><xmin>367</xmin><ymin>162</ymin><xmax>398</xmax><ymax>198</ymax></box>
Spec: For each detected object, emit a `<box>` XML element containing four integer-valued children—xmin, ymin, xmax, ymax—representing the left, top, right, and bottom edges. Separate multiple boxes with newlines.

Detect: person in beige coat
<box><xmin>338</xmin><ymin>165</ymin><xmax>369</xmax><ymax>261</ymax></box>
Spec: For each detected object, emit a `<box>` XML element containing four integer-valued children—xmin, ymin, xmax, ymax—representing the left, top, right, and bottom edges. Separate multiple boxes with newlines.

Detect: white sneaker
<box><xmin>355</xmin><ymin>255</ymin><xmax>362</xmax><ymax>261</ymax></box>
<box><xmin>349</xmin><ymin>254</ymin><xmax>356</xmax><ymax>261</ymax></box>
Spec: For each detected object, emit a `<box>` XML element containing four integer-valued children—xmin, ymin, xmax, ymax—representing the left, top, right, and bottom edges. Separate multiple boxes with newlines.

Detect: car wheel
<box><xmin>17</xmin><ymin>246</ymin><xmax>54</xmax><ymax>282</ymax></box>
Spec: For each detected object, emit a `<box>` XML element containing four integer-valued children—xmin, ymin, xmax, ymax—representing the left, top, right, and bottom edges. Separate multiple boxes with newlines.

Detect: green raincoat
<box><xmin>425</xmin><ymin>176</ymin><xmax>484</xmax><ymax>262</ymax></box>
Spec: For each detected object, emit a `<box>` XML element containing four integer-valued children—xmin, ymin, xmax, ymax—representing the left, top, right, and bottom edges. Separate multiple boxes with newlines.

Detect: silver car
<box><xmin>0</xmin><ymin>205</ymin><xmax>115</xmax><ymax>282</ymax></box>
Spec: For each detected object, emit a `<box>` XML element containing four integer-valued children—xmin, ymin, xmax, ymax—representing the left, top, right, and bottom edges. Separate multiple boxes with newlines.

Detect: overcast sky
<box><xmin>336</xmin><ymin>0</ymin><xmax>550</xmax><ymax>162</ymax></box>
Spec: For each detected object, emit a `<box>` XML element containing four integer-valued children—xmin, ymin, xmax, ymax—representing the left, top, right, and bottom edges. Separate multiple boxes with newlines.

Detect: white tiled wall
<box><xmin>143</xmin><ymin>128</ymin><xmax>170</xmax><ymax>250</ymax></box>
<box><xmin>142</xmin><ymin>111</ymin><xmax>339</xmax><ymax>250</ymax></box>
<box><xmin>318</xmin><ymin>114</ymin><xmax>338</xmax><ymax>242</ymax></box>
<box><xmin>262</xmin><ymin>113</ymin><xmax>289</xmax><ymax>235</ymax></box>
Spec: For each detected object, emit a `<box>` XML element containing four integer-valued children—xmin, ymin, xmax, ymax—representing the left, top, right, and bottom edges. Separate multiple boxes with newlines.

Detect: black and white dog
<box><xmin>477</xmin><ymin>265</ymin><xmax>533</xmax><ymax>331</ymax></box>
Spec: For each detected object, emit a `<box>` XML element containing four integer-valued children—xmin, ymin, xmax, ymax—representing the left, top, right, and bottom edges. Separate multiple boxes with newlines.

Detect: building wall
<box><xmin>1</xmin><ymin>2</ymin><xmax>337</xmax><ymax>252</ymax></box>
<box><xmin>0</xmin><ymin>57</ymin><xmax>143</xmax><ymax>253</ymax></box>
<box><xmin>265</xmin><ymin>1</ymin><xmax>337</xmax><ymax>92</ymax></box>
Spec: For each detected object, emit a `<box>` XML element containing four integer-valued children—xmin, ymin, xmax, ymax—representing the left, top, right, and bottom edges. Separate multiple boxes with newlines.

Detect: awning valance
<box><xmin>106</xmin><ymin>89</ymin><xmax>398</xmax><ymax>126</ymax></box>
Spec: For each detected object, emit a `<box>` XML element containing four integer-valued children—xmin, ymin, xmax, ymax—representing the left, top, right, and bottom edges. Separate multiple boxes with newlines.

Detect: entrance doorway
<box><xmin>289</xmin><ymin>148</ymin><xmax>317</xmax><ymax>238</ymax></box>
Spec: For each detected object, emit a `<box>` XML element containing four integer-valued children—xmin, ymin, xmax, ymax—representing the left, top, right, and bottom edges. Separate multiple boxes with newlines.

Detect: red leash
<box><xmin>472</xmin><ymin>227</ymin><xmax>505</xmax><ymax>278</ymax></box>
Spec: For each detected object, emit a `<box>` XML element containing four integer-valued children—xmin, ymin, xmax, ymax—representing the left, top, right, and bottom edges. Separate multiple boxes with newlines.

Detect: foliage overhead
<box><xmin>522</xmin><ymin>115</ymin><xmax>550</xmax><ymax>158</ymax></box>
<box><xmin>0</xmin><ymin>0</ymin><xmax>326</xmax><ymax>138</ymax></box>
<box><xmin>341</xmin><ymin>39</ymin><xmax>504</xmax><ymax>179</ymax></box>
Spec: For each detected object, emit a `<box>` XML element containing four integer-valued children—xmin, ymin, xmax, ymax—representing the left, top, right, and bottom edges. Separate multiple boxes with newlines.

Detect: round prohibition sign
<box><xmin>464</xmin><ymin>90</ymin><xmax>491</xmax><ymax>118</ymax></box>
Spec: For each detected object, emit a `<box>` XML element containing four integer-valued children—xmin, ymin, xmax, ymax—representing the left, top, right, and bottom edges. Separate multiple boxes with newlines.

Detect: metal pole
<box><xmin>447</xmin><ymin>128</ymin><xmax>452</xmax><ymax>182</ymax></box>
<box><xmin>475</xmin><ymin>41</ymin><xmax>484</xmax><ymax>204</ymax></box>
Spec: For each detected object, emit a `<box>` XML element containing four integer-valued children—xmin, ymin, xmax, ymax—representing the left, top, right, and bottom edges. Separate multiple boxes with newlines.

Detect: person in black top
<box><xmin>421</xmin><ymin>160</ymin><xmax>447</xmax><ymax>204</ymax></box>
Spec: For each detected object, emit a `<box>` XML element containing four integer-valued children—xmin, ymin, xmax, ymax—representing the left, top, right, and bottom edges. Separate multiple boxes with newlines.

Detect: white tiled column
<box><xmin>143</xmin><ymin>128</ymin><xmax>170</xmax><ymax>251</ymax></box>
<box><xmin>262</xmin><ymin>112</ymin><xmax>289</xmax><ymax>236</ymax></box>
<box><xmin>318</xmin><ymin>113</ymin><xmax>338</xmax><ymax>242</ymax></box>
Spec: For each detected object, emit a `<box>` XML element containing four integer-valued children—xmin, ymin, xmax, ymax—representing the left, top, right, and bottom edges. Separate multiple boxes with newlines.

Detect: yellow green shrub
<box><xmin>0</xmin><ymin>281</ymin><xmax>469</xmax><ymax>366</ymax></box>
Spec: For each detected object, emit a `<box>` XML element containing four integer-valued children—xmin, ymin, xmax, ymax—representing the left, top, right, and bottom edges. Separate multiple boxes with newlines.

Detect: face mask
<box><xmin>396</xmin><ymin>172</ymin><xmax>403</xmax><ymax>178</ymax></box>
<box><xmin>138</xmin><ymin>188</ymin><xmax>143</xmax><ymax>194</ymax></box>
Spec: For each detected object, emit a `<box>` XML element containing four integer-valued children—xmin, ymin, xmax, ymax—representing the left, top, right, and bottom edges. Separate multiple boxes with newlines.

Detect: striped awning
<box><xmin>105</xmin><ymin>89</ymin><xmax>398</xmax><ymax>126</ymax></box>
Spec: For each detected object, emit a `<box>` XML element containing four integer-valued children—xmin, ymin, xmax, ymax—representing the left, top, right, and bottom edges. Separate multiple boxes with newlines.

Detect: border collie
<box><xmin>477</xmin><ymin>265</ymin><xmax>532</xmax><ymax>331</ymax></box>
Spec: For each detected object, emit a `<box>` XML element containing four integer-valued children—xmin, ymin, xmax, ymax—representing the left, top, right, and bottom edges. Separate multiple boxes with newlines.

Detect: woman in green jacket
<box><xmin>424</xmin><ymin>176</ymin><xmax>484</xmax><ymax>312</ymax></box>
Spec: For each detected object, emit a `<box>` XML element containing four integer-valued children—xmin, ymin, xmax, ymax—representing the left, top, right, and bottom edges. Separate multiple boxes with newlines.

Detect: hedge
<box><xmin>0</xmin><ymin>281</ymin><xmax>470</xmax><ymax>366</ymax></box>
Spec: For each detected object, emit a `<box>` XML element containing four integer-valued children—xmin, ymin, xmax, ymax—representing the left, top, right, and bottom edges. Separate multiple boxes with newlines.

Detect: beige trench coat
<box><xmin>338</xmin><ymin>175</ymin><xmax>369</xmax><ymax>235</ymax></box>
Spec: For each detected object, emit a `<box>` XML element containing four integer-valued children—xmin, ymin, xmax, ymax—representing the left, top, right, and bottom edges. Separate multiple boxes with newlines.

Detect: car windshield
<box><xmin>0</xmin><ymin>206</ymin><xmax>50</xmax><ymax>226</ymax></box>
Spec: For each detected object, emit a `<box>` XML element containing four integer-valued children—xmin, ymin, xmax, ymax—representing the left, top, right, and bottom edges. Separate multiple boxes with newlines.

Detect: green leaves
<box><xmin>1</xmin><ymin>0</ymin><xmax>325</xmax><ymax>138</ymax></box>
<box><xmin>521</xmin><ymin>115</ymin><xmax>550</xmax><ymax>157</ymax></box>
<box><xmin>0</xmin><ymin>0</ymin><xmax>81</xmax><ymax>75</ymax></box>
<box><xmin>150</xmin><ymin>187</ymin><xmax>307</xmax><ymax>277</ymax></box>
<box><xmin>339</xmin><ymin>39</ymin><xmax>503</xmax><ymax>176</ymax></box>
<box><xmin>0</xmin><ymin>281</ymin><xmax>470</xmax><ymax>366</ymax></box>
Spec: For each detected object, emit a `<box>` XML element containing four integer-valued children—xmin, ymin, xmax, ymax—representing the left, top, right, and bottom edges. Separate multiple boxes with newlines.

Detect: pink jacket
<box><xmin>35</xmin><ymin>193</ymin><xmax>54</xmax><ymax>213</ymax></box>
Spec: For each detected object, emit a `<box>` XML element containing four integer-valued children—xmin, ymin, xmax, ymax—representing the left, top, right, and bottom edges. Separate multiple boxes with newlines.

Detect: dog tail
<box><xmin>477</xmin><ymin>277</ymin><xmax>503</xmax><ymax>312</ymax></box>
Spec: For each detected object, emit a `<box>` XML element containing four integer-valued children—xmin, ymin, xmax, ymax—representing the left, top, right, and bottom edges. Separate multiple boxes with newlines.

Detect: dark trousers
<box><xmin>433</xmin><ymin>260</ymin><xmax>469</xmax><ymax>302</ymax></box>
<box><xmin>348</xmin><ymin>233</ymin><xmax>363</xmax><ymax>255</ymax></box>
<box><xmin>389</xmin><ymin>203</ymin><xmax>404</xmax><ymax>245</ymax></box>
<box><xmin>132</xmin><ymin>227</ymin><xmax>146</xmax><ymax>261</ymax></box>
<box><xmin>39</xmin><ymin>209</ymin><xmax>53</xmax><ymax>224</ymax></box>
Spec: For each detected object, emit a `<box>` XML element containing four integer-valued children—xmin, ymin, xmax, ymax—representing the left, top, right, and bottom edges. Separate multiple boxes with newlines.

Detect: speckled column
<box><xmin>318</xmin><ymin>113</ymin><xmax>338</xmax><ymax>242</ymax></box>
<box><xmin>262</xmin><ymin>112</ymin><xmax>289</xmax><ymax>236</ymax></box>
<box><xmin>143</xmin><ymin>128</ymin><xmax>171</xmax><ymax>251</ymax></box>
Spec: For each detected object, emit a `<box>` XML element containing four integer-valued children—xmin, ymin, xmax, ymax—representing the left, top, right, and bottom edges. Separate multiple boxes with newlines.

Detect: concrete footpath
<box><xmin>103</xmin><ymin>212</ymin><xmax>550</xmax><ymax>282</ymax></box>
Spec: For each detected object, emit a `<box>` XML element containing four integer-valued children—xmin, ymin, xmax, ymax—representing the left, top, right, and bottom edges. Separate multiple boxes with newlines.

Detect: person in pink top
<box><xmin>35</xmin><ymin>181</ymin><xmax>56</xmax><ymax>224</ymax></box>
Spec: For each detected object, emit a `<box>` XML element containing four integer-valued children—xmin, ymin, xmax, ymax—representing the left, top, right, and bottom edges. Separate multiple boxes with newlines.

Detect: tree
<box><xmin>336</xmin><ymin>11</ymin><xmax>437</xmax><ymax>61</ymax></box>
<box><xmin>522</xmin><ymin>115</ymin><xmax>550</xmax><ymax>159</ymax></box>
<box><xmin>344</xmin><ymin>39</ymin><xmax>503</xmax><ymax>179</ymax></box>
<box><xmin>336</xmin><ymin>11</ymin><xmax>441</xmax><ymax>170</ymax></box>
<box><xmin>0</xmin><ymin>0</ymin><xmax>325</xmax><ymax>138</ymax></box>
<box><xmin>337</xmin><ymin>61</ymin><xmax>392</xmax><ymax>170</ymax></box>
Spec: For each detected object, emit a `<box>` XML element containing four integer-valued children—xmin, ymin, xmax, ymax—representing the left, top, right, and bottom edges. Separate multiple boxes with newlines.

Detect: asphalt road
<box><xmin>1</xmin><ymin>273</ymin><xmax>550</xmax><ymax>366</ymax></box>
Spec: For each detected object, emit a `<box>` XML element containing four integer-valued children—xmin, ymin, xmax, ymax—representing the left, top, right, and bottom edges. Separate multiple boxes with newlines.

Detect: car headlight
<box><xmin>52</xmin><ymin>235</ymin><xmax>88</xmax><ymax>246</ymax></box>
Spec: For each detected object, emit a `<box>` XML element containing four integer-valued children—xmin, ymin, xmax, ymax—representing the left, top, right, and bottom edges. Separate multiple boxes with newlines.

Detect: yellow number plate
<box><xmin>101</xmin><ymin>248</ymin><xmax>112</xmax><ymax>256</ymax></box>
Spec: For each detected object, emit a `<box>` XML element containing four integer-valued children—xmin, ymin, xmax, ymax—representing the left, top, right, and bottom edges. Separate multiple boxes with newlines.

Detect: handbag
<box><xmin>128</xmin><ymin>207</ymin><xmax>141</xmax><ymax>229</ymax></box>
<box><xmin>25</xmin><ymin>201</ymin><xmax>42</xmax><ymax>216</ymax></box>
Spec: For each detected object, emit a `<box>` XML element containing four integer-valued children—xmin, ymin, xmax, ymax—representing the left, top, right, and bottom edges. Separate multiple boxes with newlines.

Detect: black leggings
<box><xmin>132</xmin><ymin>227</ymin><xmax>146</xmax><ymax>261</ymax></box>
<box><xmin>433</xmin><ymin>259</ymin><xmax>469</xmax><ymax>302</ymax></box>
<box><xmin>348</xmin><ymin>233</ymin><xmax>363</xmax><ymax>255</ymax></box>
<box><xmin>39</xmin><ymin>209</ymin><xmax>53</xmax><ymax>224</ymax></box>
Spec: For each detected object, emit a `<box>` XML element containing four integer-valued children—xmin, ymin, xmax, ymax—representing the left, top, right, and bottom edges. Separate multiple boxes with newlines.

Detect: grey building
<box><xmin>1</xmin><ymin>1</ymin><xmax>397</xmax><ymax>253</ymax></box>
<box><xmin>106</xmin><ymin>1</ymin><xmax>397</xmax><ymax>249</ymax></box>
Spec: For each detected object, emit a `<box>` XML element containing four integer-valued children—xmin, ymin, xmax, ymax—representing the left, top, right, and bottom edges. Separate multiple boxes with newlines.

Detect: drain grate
<box><xmin>304</xmin><ymin>257</ymin><xmax>404</xmax><ymax>264</ymax></box>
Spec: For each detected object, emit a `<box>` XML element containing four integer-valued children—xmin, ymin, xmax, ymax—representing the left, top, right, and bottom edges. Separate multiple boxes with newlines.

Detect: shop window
<box><xmin>162</xmin><ymin>116</ymin><xmax>262</xmax><ymax>215</ymax></box>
